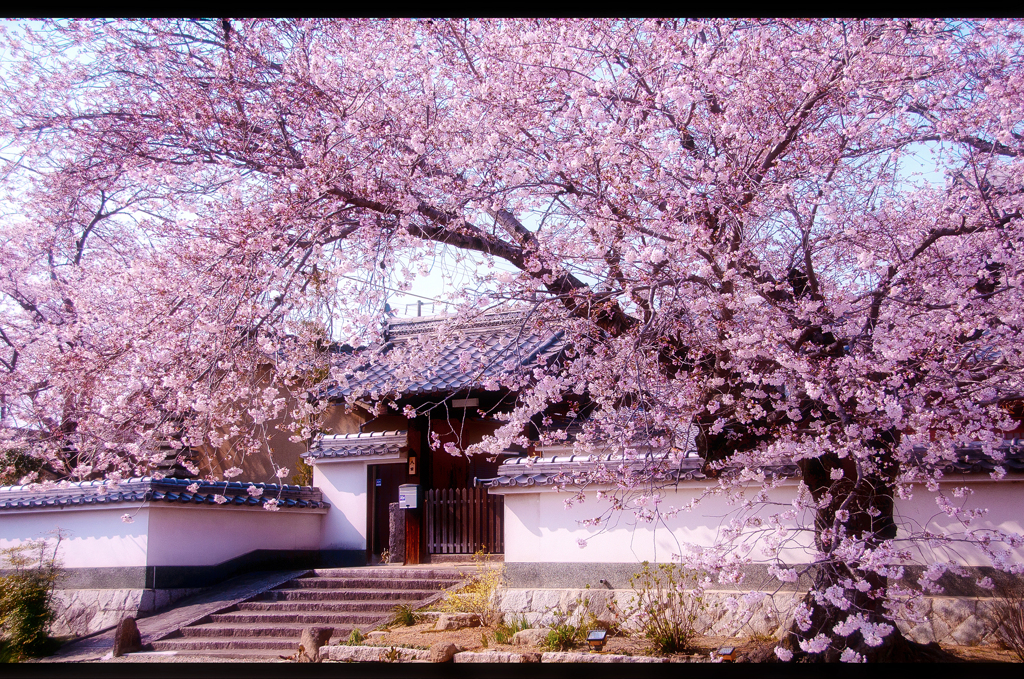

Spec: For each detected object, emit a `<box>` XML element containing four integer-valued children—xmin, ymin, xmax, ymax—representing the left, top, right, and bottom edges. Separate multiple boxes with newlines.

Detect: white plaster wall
<box><xmin>499</xmin><ymin>482</ymin><xmax>812</xmax><ymax>564</ymax></box>
<box><xmin>498</xmin><ymin>478</ymin><xmax>1024</xmax><ymax>568</ymax></box>
<box><xmin>0</xmin><ymin>507</ymin><xmax>149</xmax><ymax>568</ymax></box>
<box><xmin>893</xmin><ymin>478</ymin><xmax>1024</xmax><ymax>567</ymax></box>
<box><xmin>145</xmin><ymin>506</ymin><xmax>322</xmax><ymax>566</ymax></box>
<box><xmin>313</xmin><ymin>461</ymin><xmax>372</xmax><ymax>551</ymax></box>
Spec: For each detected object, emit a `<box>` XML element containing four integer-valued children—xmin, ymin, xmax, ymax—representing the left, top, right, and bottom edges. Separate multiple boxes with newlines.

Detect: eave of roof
<box><xmin>479</xmin><ymin>440</ymin><xmax>1024</xmax><ymax>489</ymax></box>
<box><xmin>0</xmin><ymin>477</ymin><xmax>328</xmax><ymax>512</ymax></box>
<box><xmin>478</xmin><ymin>451</ymin><xmax>752</xmax><ymax>489</ymax></box>
<box><xmin>910</xmin><ymin>441</ymin><xmax>1024</xmax><ymax>475</ymax></box>
<box><xmin>303</xmin><ymin>430</ymin><xmax>408</xmax><ymax>461</ymax></box>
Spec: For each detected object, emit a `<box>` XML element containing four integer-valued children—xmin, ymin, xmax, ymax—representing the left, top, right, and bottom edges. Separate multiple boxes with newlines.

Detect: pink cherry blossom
<box><xmin>0</xmin><ymin>19</ymin><xmax>1020</xmax><ymax>659</ymax></box>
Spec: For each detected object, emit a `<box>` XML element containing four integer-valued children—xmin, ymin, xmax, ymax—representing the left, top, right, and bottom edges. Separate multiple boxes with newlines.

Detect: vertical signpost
<box><xmin>399</xmin><ymin>483</ymin><xmax>421</xmax><ymax>564</ymax></box>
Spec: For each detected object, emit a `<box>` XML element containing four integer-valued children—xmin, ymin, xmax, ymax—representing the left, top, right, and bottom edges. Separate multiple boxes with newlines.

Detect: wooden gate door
<box><xmin>424</xmin><ymin>487</ymin><xmax>504</xmax><ymax>555</ymax></box>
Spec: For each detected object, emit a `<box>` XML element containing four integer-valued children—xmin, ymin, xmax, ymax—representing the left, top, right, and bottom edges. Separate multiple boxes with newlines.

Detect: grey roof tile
<box><xmin>303</xmin><ymin>430</ymin><xmax>408</xmax><ymax>461</ymax></box>
<box><xmin>477</xmin><ymin>441</ymin><xmax>1024</xmax><ymax>488</ymax></box>
<box><xmin>0</xmin><ymin>478</ymin><xmax>327</xmax><ymax>512</ymax></box>
<box><xmin>327</xmin><ymin>311</ymin><xmax>564</xmax><ymax>399</ymax></box>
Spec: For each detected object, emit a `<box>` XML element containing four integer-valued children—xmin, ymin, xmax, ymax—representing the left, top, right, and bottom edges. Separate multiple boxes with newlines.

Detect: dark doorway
<box><xmin>369</xmin><ymin>462</ymin><xmax>406</xmax><ymax>561</ymax></box>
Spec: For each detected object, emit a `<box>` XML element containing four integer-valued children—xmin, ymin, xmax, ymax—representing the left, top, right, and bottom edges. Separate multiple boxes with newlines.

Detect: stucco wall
<box><xmin>313</xmin><ymin>460</ymin><xmax>373</xmax><ymax>551</ymax></box>
<box><xmin>0</xmin><ymin>507</ymin><xmax>150</xmax><ymax>568</ymax></box>
<box><xmin>495</xmin><ymin>477</ymin><xmax>1024</xmax><ymax>568</ymax></box>
<box><xmin>145</xmin><ymin>506</ymin><xmax>322</xmax><ymax>566</ymax></box>
<box><xmin>1</xmin><ymin>504</ymin><xmax>323</xmax><ymax>570</ymax></box>
<box><xmin>498</xmin><ymin>480</ymin><xmax>812</xmax><ymax>564</ymax></box>
<box><xmin>1</xmin><ymin>502</ymin><xmax>323</xmax><ymax>637</ymax></box>
<box><xmin>894</xmin><ymin>477</ymin><xmax>1024</xmax><ymax>566</ymax></box>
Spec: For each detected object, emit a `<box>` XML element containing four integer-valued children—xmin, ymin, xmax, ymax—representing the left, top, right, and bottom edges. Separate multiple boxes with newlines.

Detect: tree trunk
<box><xmin>777</xmin><ymin>562</ymin><xmax>957</xmax><ymax>662</ymax></box>
<box><xmin>776</xmin><ymin>446</ymin><xmax>960</xmax><ymax>662</ymax></box>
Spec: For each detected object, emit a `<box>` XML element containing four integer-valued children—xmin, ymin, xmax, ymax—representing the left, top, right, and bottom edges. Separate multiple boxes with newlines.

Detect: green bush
<box><xmin>540</xmin><ymin>594</ymin><xmax>599</xmax><ymax>651</ymax></box>
<box><xmin>0</xmin><ymin>538</ymin><xmax>63</xmax><ymax>662</ymax></box>
<box><xmin>542</xmin><ymin>621</ymin><xmax>587</xmax><ymax>651</ymax></box>
<box><xmin>388</xmin><ymin>603</ymin><xmax>417</xmax><ymax>627</ymax></box>
<box><xmin>493</xmin><ymin>613</ymin><xmax>530</xmax><ymax>645</ymax></box>
<box><xmin>620</xmin><ymin>562</ymin><xmax>709</xmax><ymax>655</ymax></box>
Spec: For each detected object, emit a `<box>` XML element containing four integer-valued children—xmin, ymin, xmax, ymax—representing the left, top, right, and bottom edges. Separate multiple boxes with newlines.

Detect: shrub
<box><xmin>539</xmin><ymin>594</ymin><xmax>599</xmax><ymax>651</ymax></box>
<box><xmin>0</xmin><ymin>537</ymin><xmax>63</xmax><ymax>662</ymax></box>
<box><xmin>290</xmin><ymin>458</ymin><xmax>314</xmax><ymax>487</ymax></box>
<box><xmin>432</xmin><ymin>549</ymin><xmax>504</xmax><ymax>625</ymax></box>
<box><xmin>990</xmin><ymin>583</ymin><xmax>1024</xmax><ymax>662</ymax></box>
<box><xmin>388</xmin><ymin>603</ymin><xmax>416</xmax><ymax>627</ymax></box>
<box><xmin>620</xmin><ymin>562</ymin><xmax>709</xmax><ymax>655</ymax></box>
<box><xmin>493</xmin><ymin>613</ymin><xmax>530</xmax><ymax>645</ymax></box>
<box><xmin>542</xmin><ymin>621</ymin><xmax>587</xmax><ymax>651</ymax></box>
<box><xmin>346</xmin><ymin>629</ymin><xmax>364</xmax><ymax>645</ymax></box>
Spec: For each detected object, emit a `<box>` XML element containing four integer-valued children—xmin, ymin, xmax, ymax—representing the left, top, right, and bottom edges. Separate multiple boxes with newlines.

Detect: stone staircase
<box><xmin>150</xmin><ymin>567</ymin><xmax>466</xmax><ymax>659</ymax></box>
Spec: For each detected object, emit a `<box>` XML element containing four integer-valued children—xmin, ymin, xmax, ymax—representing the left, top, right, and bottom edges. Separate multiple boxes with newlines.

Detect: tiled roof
<box><xmin>913</xmin><ymin>440</ymin><xmax>1024</xmax><ymax>474</ymax></box>
<box><xmin>303</xmin><ymin>430</ymin><xmax>407</xmax><ymax>461</ymax></box>
<box><xmin>0</xmin><ymin>477</ymin><xmax>328</xmax><ymax>512</ymax></box>
<box><xmin>478</xmin><ymin>451</ymin><xmax>728</xmax><ymax>489</ymax></box>
<box><xmin>327</xmin><ymin>310</ymin><xmax>564</xmax><ymax>399</ymax></box>
<box><xmin>478</xmin><ymin>440</ymin><xmax>1024</xmax><ymax>489</ymax></box>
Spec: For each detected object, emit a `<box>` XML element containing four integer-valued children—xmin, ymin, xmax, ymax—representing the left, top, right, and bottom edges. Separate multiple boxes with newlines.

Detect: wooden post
<box><xmin>366</xmin><ymin>465</ymin><xmax>375</xmax><ymax>565</ymax></box>
<box><xmin>405</xmin><ymin>506</ymin><xmax>421</xmax><ymax>564</ymax></box>
<box><xmin>419</xmin><ymin>414</ymin><xmax>432</xmax><ymax>561</ymax></box>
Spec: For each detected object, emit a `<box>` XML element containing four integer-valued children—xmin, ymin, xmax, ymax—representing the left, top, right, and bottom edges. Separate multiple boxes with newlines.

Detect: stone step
<box><xmin>284</xmin><ymin>577</ymin><xmax>452</xmax><ymax>590</ymax></box>
<box><xmin>153</xmin><ymin>637</ymin><xmax>337</xmax><ymax>652</ymax></box>
<box><xmin>238</xmin><ymin>600</ymin><xmax>399</xmax><ymax>613</ymax></box>
<box><xmin>152</xmin><ymin>567</ymin><xmax>469</xmax><ymax>657</ymax></box>
<box><xmin>209</xmin><ymin>611</ymin><xmax>384</xmax><ymax>625</ymax></box>
<box><xmin>180</xmin><ymin>625</ymin><xmax>302</xmax><ymax>640</ymax></box>
<box><xmin>143</xmin><ymin>649</ymin><xmax>298</xmax><ymax>661</ymax></box>
<box><xmin>426</xmin><ymin>554</ymin><xmax>504</xmax><ymax>564</ymax></box>
<box><xmin>311</xmin><ymin>567</ymin><xmax>468</xmax><ymax>579</ymax></box>
<box><xmin>178</xmin><ymin>622</ymin><xmax>370</xmax><ymax>639</ymax></box>
<box><xmin>267</xmin><ymin>588</ymin><xmax>437</xmax><ymax>601</ymax></box>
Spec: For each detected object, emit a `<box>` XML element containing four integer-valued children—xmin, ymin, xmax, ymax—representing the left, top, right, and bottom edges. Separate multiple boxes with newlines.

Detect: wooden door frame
<box><xmin>365</xmin><ymin>464</ymin><xmax>375</xmax><ymax>564</ymax></box>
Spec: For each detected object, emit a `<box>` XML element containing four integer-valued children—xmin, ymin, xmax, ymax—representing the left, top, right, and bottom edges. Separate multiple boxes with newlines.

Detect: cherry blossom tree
<box><xmin>1</xmin><ymin>19</ymin><xmax>1022</xmax><ymax>661</ymax></box>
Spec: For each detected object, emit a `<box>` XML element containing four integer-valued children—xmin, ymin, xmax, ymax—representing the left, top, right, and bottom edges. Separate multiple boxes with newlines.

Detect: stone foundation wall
<box><xmin>50</xmin><ymin>587</ymin><xmax>205</xmax><ymax>637</ymax></box>
<box><xmin>493</xmin><ymin>588</ymin><xmax>1005</xmax><ymax>647</ymax></box>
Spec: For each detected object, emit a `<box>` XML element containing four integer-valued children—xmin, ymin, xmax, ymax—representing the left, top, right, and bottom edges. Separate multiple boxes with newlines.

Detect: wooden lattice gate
<box><xmin>425</xmin><ymin>487</ymin><xmax>504</xmax><ymax>555</ymax></box>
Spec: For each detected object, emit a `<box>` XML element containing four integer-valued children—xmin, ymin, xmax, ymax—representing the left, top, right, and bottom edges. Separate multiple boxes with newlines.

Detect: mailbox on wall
<box><xmin>398</xmin><ymin>484</ymin><xmax>419</xmax><ymax>509</ymax></box>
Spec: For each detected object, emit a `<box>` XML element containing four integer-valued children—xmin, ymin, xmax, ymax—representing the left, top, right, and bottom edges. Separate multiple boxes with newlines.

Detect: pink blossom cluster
<box><xmin>0</xmin><ymin>19</ymin><xmax>1022</xmax><ymax>655</ymax></box>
